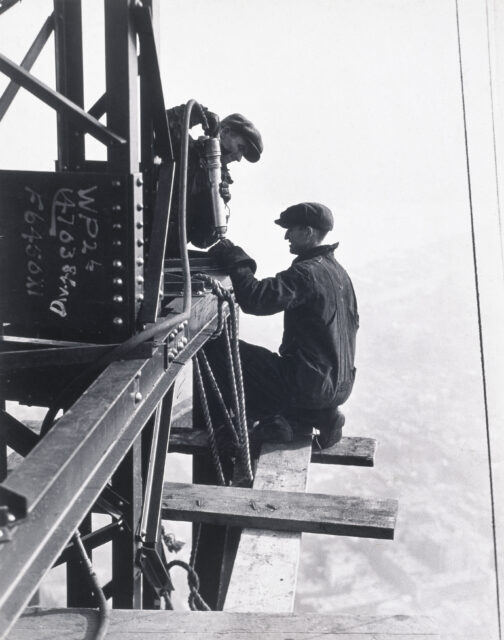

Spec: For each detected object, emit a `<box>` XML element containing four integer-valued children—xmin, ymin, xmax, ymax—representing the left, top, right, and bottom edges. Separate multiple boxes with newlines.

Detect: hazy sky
<box><xmin>0</xmin><ymin>0</ymin><xmax>477</xmax><ymax>274</ymax></box>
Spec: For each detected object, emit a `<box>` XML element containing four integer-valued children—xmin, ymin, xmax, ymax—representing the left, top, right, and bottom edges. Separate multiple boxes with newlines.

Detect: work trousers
<box><xmin>202</xmin><ymin>336</ymin><xmax>292</xmax><ymax>424</ymax></box>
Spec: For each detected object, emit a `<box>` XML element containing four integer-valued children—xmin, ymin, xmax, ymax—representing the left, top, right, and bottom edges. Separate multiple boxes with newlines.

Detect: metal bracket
<box><xmin>136</xmin><ymin>544</ymin><xmax>174</xmax><ymax>596</ymax></box>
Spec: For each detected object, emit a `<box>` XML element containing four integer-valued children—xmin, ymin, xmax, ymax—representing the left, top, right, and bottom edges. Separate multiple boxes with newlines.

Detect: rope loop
<box><xmin>166</xmin><ymin>559</ymin><xmax>211</xmax><ymax>611</ymax></box>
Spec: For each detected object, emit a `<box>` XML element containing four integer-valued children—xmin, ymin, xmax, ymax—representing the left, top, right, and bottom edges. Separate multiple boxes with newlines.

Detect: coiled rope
<box><xmin>195</xmin><ymin>273</ymin><xmax>253</xmax><ymax>484</ymax></box>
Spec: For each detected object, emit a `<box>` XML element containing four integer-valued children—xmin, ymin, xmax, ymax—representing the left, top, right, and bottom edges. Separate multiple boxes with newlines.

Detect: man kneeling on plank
<box><xmin>207</xmin><ymin>202</ymin><xmax>359</xmax><ymax>449</ymax></box>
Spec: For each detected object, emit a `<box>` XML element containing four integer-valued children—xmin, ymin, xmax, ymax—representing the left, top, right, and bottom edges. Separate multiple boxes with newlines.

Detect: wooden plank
<box><xmin>168</xmin><ymin>427</ymin><xmax>376</xmax><ymax>467</ymax></box>
<box><xmin>224</xmin><ymin>439</ymin><xmax>312</xmax><ymax>612</ymax></box>
<box><xmin>162</xmin><ymin>481</ymin><xmax>397</xmax><ymax>540</ymax></box>
<box><xmin>9</xmin><ymin>609</ymin><xmax>440</xmax><ymax>639</ymax></box>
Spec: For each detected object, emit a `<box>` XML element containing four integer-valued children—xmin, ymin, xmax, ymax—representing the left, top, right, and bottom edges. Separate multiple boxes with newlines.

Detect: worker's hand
<box><xmin>203</xmin><ymin>110</ymin><xmax>220</xmax><ymax>137</ymax></box>
<box><xmin>208</xmin><ymin>238</ymin><xmax>234</xmax><ymax>262</ymax></box>
<box><xmin>208</xmin><ymin>239</ymin><xmax>257</xmax><ymax>274</ymax></box>
<box><xmin>219</xmin><ymin>180</ymin><xmax>231</xmax><ymax>203</ymax></box>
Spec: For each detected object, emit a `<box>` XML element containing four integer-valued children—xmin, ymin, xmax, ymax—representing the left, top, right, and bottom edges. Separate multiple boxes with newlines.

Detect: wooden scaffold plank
<box><xmin>223</xmin><ymin>438</ymin><xmax>313</xmax><ymax>612</ymax></box>
<box><xmin>168</xmin><ymin>428</ymin><xmax>377</xmax><ymax>467</ymax></box>
<box><xmin>161</xmin><ymin>480</ymin><xmax>397</xmax><ymax>540</ymax></box>
<box><xmin>9</xmin><ymin>609</ymin><xmax>440</xmax><ymax>640</ymax></box>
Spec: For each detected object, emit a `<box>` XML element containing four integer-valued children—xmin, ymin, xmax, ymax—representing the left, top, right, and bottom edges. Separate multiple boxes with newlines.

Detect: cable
<box><xmin>455</xmin><ymin>3</ymin><xmax>502</xmax><ymax>637</ymax></box>
<box><xmin>40</xmin><ymin>100</ymin><xmax>202</xmax><ymax>436</ymax></box>
<box><xmin>72</xmin><ymin>530</ymin><xmax>110</xmax><ymax>640</ymax></box>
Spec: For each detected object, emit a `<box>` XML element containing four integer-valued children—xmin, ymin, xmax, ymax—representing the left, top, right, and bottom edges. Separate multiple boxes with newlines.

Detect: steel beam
<box><xmin>0</xmin><ymin>411</ymin><xmax>39</xmax><ymax>457</ymax></box>
<box><xmin>104</xmin><ymin>0</ymin><xmax>139</xmax><ymax>173</ymax></box>
<box><xmin>0</xmin><ymin>293</ymin><xmax>223</xmax><ymax>639</ymax></box>
<box><xmin>111</xmin><ymin>441</ymin><xmax>143</xmax><ymax>608</ymax></box>
<box><xmin>0</xmin><ymin>13</ymin><xmax>54</xmax><ymax>122</ymax></box>
<box><xmin>0</xmin><ymin>52</ymin><xmax>125</xmax><ymax>147</ymax></box>
<box><xmin>53</xmin><ymin>0</ymin><xmax>85</xmax><ymax>170</ymax></box>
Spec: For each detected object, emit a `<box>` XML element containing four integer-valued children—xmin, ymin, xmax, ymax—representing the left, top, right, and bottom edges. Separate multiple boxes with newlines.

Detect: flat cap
<box><xmin>221</xmin><ymin>113</ymin><xmax>263</xmax><ymax>162</ymax></box>
<box><xmin>275</xmin><ymin>202</ymin><xmax>334</xmax><ymax>231</ymax></box>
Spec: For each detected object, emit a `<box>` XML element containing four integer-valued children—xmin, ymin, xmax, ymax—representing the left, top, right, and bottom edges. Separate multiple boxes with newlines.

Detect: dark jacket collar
<box><xmin>293</xmin><ymin>243</ymin><xmax>339</xmax><ymax>264</ymax></box>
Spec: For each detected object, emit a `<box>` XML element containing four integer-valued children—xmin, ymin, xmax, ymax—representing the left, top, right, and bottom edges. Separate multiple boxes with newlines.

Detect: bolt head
<box><xmin>113</xmin><ymin>260</ymin><xmax>123</xmax><ymax>269</ymax></box>
<box><xmin>113</xmin><ymin>277</ymin><xmax>123</xmax><ymax>286</ymax></box>
<box><xmin>113</xmin><ymin>295</ymin><xmax>124</xmax><ymax>303</ymax></box>
<box><xmin>113</xmin><ymin>317</ymin><xmax>124</xmax><ymax>326</ymax></box>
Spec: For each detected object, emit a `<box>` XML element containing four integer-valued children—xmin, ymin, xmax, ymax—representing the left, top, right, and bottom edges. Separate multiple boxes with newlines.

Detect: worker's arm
<box><xmin>209</xmin><ymin>240</ymin><xmax>313</xmax><ymax>315</ymax></box>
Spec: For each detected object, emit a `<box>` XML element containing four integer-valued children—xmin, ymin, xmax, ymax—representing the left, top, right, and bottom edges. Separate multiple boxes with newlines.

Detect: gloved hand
<box><xmin>208</xmin><ymin>239</ymin><xmax>235</xmax><ymax>267</ymax></box>
<box><xmin>208</xmin><ymin>239</ymin><xmax>257</xmax><ymax>274</ymax></box>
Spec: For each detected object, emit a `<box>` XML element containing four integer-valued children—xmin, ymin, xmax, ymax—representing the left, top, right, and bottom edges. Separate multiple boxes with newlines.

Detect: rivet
<box><xmin>136</xmin><ymin>203</ymin><xmax>143</xmax><ymax>211</ymax></box>
<box><xmin>137</xmin><ymin>239</ymin><xmax>144</xmax><ymax>247</ymax></box>
<box><xmin>178</xmin><ymin>323</ymin><xmax>184</xmax><ymax>331</ymax></box>
<box><xmin>0</xmin><ymin>531</ymin><xmax>3</xmax><ymax>538</ymax></box>
<box><xmin>136</xmin><ymin>221</ymin><xmax>144</xmax><ymax>229</ymax></box>
<box><xmin>169</xmin><ymin>331</ymin><xmax>176</xmax><ymax>339</ymax></box>
<box><xmin>112</xmin><ymin>204</ymin><xmax>122</xmax><ymax>212</ymax></box>
<box><xmin>136</xmin><ymin>293</ymin><xmax>144</xmax><ymax>301</ymax></box>
<box><xmin>137</xmin><ymin>276</ymin><xmax>144</xmax><ymax>284</ymax></box>
<box><xmin>113</xmin><ymin>317</ymin><xmax>124</xmax><ymax>326</ymax></box>
<box><xmin>113</xmin><ymin>295</ymin><xmax>124</xmax><ymax>303</ymax></box>
<box><xmin>136</xmin><ymin>177</ymin><xmax>144</xmax><ymax>187</ymax></box>
<box><xmin>112</xmin><ymin>180</ymin><xmax>121</xmax><ymax>187</ymax></box>
<box><xmin>113</xmin><ymin>277</ymin><xmax>123</xmax><ymax>286</ymax></box>
<box><xmin>134</xmin><ymin>392</ymin><xmax>143</xmax><ymax>402</ymax></box>
<box><xmin>113</xmin><ymin>260</ymin><xmax>123</xmax><ymax>269</ymax></box>
<box><xmin>7</xmin><ymin>513</ymin><xmax>15</xmax><ymax>523</ymax></box>
<box><xmin>113</xmin><ymin>239</ymin><xmax>122</xmax><ymax>247</ymax></box>
<box><xmin>168</xmin><ymin>350</ymin><xmax>177</xmax><ymax>362</ymax></box>
<box><xmin>113</xmin><ymin>223</ymin><xmax>123</xmax><ymax>230</ymax></box>
<box><xmin>181</xmin><ymin>337</ymin><xmax>188</xmax><ymax>346</ymax></box>
<box><xmin>136</xmin><ymin>258</ymin><xmax>144</xmax><ymax>266</ymax></box>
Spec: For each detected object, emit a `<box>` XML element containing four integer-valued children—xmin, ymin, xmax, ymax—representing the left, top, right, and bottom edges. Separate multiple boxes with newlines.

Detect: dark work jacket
<box><xmin>228</xmin><ymin>244</ymin><xmax>359</xmax><ymax>410</ymax></box>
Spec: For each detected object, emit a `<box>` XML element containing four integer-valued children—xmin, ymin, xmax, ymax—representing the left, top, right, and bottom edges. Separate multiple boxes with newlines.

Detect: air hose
<box><xmin>40</xmin><ymin>100</ymin><xmax>202</xmax><ymax>436</ymax></box>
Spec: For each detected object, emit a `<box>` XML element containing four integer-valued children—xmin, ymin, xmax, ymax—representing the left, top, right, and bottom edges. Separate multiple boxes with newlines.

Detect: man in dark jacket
<box><xmin>207</xmin><ymin>202</ymin><xmax>359</xmax><ymax>448</ymax></box>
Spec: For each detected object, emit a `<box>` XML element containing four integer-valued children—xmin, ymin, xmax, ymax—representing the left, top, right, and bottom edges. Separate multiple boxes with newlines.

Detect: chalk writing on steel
<box><xmin>47</xmin><ymin>185</ymin><xmax>100</xmax><ymax>319</ymax></box>
<box><xmin>22</xmin><ymin>186</ymin><xmax>46</xmax><ymax>297</ymax></box>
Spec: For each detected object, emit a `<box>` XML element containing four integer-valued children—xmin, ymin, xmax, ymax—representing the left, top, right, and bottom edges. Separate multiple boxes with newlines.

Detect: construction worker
<box><xmin>166</xmin><ymin>105</ymin><xmax>263</xmax><ymax>251</ymax></box>
<box><xmin>207</xmin><ymin>202</ymin><xmax>359</xmax><ymax>448</ymax></box>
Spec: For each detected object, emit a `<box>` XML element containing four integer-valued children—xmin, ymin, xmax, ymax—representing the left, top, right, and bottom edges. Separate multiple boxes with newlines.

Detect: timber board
<box><xmin>162</xmin><ymin>481</ymin><xmax>397</xmax><ymax>540</ymax></box>
<box><xmin>168</xmin><ymin>427</ymin><xmax>377</xmax><ymax>466</ymax></box>
<box><xmin>9</xmin><ymin>609</ymin><xmax>440</xmax><ymax>639</ymax></box>
<box><xmin>223</xmin><ymin>438</ymin><xmax>313</xmax><ymax>611</ymax></box>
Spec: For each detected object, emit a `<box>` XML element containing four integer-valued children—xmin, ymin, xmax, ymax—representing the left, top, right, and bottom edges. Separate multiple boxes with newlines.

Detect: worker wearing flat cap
<box><xmin>207</xmin><ymin>202</ymin><xmax>359</xmax><ymax>449</ymax></box>
<box><xmin>165</xmin><ymin>105</ymin><xmax>263</xmax><ymax>251</ymax></box>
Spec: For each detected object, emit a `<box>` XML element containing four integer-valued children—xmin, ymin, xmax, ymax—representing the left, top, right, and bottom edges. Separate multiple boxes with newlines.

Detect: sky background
<box><xmin>1</xmin><ymin>1</ymin><xmax>503</xmax><ymax>638</ymax></box>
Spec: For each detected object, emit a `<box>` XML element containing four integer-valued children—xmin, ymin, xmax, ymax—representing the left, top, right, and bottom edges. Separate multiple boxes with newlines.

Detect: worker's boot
<box><xmin>249</xmin><ymin>414</ymin><xmax>294</xmax><ymax>446</ymax></box>
<box><xmin>317</xmin><ymin>409</ymin><xmax>345</xmax><ymax>449</ymax></box>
